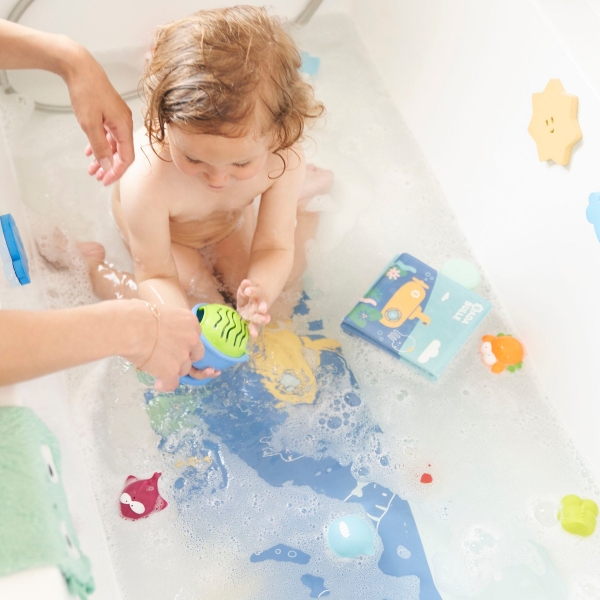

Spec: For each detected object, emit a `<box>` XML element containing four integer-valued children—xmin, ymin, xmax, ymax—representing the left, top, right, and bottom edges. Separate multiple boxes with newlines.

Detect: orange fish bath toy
<box><xmin>480</xmin><ymin>334</ymin><xmax>524</xmax><ymax>373</ymax></box>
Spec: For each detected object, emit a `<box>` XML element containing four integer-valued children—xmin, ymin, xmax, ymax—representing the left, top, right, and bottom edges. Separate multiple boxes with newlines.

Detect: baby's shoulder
<box><xmin>119</xmin><ymin>135</ymin><xmax>173</xmax><ymax>209</ymax></box>
<box><xmin>265</xmin><ymin>143</ymin><xmax>306</xmax><ymax>187</ymax></box>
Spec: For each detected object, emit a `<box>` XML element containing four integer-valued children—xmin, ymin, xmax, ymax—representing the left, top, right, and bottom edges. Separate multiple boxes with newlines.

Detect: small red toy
<box><xmin>119</xmin><ymin>472</ymin><xmax>168</xmax><ymax>520</ymax></box>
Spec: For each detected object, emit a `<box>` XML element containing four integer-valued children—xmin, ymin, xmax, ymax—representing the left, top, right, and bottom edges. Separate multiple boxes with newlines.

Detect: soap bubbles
<box><xmin>533</xmin><ymin>500</ymin><xmax>559</xmax><ymax>528</ymax></box>
<box><xmin>572</xmin><ymin>580</ymin><xmax>600</xmax><ymax>600</ymax></box>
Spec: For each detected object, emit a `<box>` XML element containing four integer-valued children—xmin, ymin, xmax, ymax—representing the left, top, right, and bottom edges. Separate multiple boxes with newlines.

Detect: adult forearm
<box><xmin>247</xmin><ymin>248</ymin><xmax>294</xmax><ymax>307</ymax></box>
<box><xmin>0</xmin><ymin>301</ymin><xmax>150</xmax><ymax>385</ymax></box>
<box><xmin>0</xmin><ymin>20</ymin><xmax>81</xmax><ymax>78</ymax></box>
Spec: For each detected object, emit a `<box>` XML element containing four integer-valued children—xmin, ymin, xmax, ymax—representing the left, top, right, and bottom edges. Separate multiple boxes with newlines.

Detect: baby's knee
<box><xmin>78</xmin><ymin>241</ymin><xmax>106</xmax><ymax>268</ymax></box>
<box><xmin>298</xmin><ymin>164</ymin><xmax>334</xmax><ymax>205</ymax></box>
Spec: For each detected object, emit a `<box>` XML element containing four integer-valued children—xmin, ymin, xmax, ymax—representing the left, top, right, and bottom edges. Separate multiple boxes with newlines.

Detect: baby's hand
<box><xmin>237</xmin><ymin>279</ymin><xmax>271</xmax><ymax>337</ymax></box>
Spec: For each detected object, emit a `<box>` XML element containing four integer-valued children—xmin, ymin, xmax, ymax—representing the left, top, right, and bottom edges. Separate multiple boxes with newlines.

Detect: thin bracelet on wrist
<box><xmin>137</xmin><ymin>301</ymin><xmax>161</xmax><ymax>371</ymax></box>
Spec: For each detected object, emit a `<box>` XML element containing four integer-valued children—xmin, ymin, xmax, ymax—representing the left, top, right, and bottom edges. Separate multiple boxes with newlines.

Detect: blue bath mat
<box><xmin>141</xmin><ymin>294</ymin><xmax>564</xmax><ymax>599</ymax></box>
<box><xmin>142</xmin><ymin>298</ymin><xmax>442</xmax><ymax>599</ymax></box>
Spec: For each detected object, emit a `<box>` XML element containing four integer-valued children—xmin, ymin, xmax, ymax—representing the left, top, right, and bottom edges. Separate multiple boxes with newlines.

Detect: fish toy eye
<box><xmin>120</xmin><ymin>492</ymin><xmax>146</xmax><ymax>515</ymax></box>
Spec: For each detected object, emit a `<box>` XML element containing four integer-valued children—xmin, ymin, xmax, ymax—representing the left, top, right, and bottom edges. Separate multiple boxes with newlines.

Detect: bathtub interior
<box><xmin>3</xmin><ymin>0</ymin><xmax>308</xmax><ymax>107</ymax></box>
<box><xmin>1</xmin><ymin>9</ymin><xmax>600</xmax><ymax>600</ymax></box>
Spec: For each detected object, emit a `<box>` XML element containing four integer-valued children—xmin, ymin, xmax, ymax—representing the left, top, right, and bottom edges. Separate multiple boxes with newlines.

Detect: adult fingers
<box><xmin>80</xmin><ymin>119</ymin><xmax>114</xmax><ymax>175</ymax></box>
<box><xmin>154</xmin><ymin>373</ymin><xmax>179</xmax><ymax>392</ymax></box>
<box><xmin>190</xmin><ymin>339</ymin><xmax>204</xmax><ymax>363</ymax></box>
<box><xmin>188</xmin><ymin>367</ymin><xmax>220</xmax><ymax>380</ymax></box>
<box><xmin>88</xmin><ymin>160</ymin><xmax>100</xmax><ymax>175</ymax></box>
<box><xmin>102</xmin><ymin>118</ymin><xmax>134</xmax><ymax>185</ymax></box>
<box><xmin>178</xmin><ymin>357</ymin><xmax>193</xmax><ymax>377</ymax></box>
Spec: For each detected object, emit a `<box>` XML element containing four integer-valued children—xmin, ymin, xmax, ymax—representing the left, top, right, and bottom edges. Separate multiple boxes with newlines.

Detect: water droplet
<box><xmin>534</xmin><ymin>501</ymin><xmax>559</xmax><ymax>527</ymax></box>
<box><xmin>344</xmin><ymin>392</ymin><xmax>362</xmax><ymax>407</ymax></box>
<box><xmin>327</xmin><ymin>417</ymin><xmax>342</xmax><ymax>429</ymax></box>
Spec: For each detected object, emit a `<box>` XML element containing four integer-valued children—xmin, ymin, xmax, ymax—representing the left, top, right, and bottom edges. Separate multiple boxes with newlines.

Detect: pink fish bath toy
<box><xmin>119</xmin><ymin>472</ymin><xmax>168</xmax><ymax>520</ymax></box>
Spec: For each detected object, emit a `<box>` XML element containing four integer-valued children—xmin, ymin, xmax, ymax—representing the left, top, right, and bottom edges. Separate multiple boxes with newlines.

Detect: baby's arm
<box><xmin>119</xmin><ymin>170</ymin><xmax>218</xmax><ymax>382</ymax></box>
<box><xmin>120</xmin><ymin>176</ymin><xmax>189</xmax><ymax>310</ymax></box>
<box><xmin>237</xmin><ymin>147</ymin><xmax>306</xmax><ymax>331</ymax></box>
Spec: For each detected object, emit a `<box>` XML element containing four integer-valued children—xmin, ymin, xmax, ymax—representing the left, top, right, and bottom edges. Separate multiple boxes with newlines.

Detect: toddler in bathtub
<box><xmin>82</xmin><ymin>6</ymin><xmax>333</xmax><ymax>381</ymax></box>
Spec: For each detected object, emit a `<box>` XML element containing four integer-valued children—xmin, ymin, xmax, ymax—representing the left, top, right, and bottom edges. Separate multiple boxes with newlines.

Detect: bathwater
<box><xmin>3</xmin><ymin>13</ymin><xmax>600</xmax><ymax>600</ymax></box>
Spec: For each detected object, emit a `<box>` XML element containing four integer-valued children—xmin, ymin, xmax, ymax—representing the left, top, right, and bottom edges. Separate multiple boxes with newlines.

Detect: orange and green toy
<box><xmin>558</xmin><ymin>495</ymin><xmax>598</xmax><ymax>537</ymax></box>
<box><xmin>479</xmin><ymin>333</ymin><xmax>524</xmax><ymax>373</ymax></box>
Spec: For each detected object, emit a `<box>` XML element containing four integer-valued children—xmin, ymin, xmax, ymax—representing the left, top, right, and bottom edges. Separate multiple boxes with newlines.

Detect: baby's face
<box><xmin>167</xmin><ymin>125</ymin><xmax>271</xmax><ymax>192</ymax></box>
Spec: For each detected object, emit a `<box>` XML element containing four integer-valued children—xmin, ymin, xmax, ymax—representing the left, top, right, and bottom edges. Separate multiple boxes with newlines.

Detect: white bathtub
<box><xmin>339</xmin><ymin>0</ymin><xmax>600</xmax><ymax>484</ymax></box>
<box><xmin>2</xmin><ymin>1</ymin><xmax>600</xmax><ymax>598</ymax></box>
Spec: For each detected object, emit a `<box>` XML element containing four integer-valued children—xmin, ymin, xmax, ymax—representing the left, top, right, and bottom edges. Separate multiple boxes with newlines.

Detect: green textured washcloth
<box><xmin>0</xmin><ymin>407</ymin><xmax>95</xmax><ymax>598</ymax></box>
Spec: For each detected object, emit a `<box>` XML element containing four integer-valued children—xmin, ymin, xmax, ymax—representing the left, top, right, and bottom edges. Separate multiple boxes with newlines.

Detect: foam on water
<box><xmin>3</xmin><ymin>12</ymin><xmax>600</xmax><ymax>600</ymax></box>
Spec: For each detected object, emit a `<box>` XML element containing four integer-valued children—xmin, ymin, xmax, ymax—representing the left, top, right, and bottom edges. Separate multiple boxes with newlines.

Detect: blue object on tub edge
<box><xmin>0</xmin><ymin>213</ymin><xmax>30</xmax><ymax>285</ymax></box>
<box><xmin>586</xmin><ymin>192</ymin><xmax>600</xmax><ymax>242</ymax></box>
<box><xmin>300</xmin><ymin>52</ymin><xmax>320</xmax><ymax>75</ymax></box>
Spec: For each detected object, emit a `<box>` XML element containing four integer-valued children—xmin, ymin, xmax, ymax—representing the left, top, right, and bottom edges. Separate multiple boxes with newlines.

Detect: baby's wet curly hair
<box><xmin>141</xmin><ymin>6</ymin><xmax>324</xmax><ymax>165</ymax></box>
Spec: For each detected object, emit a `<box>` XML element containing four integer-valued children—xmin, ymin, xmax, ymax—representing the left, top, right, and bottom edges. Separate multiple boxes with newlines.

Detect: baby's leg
<box><xmin>170</xmin><ymin>243</ymin><xmax>224</xmax><ymax>306</ymax></box>
<box><xmin>287</xmin><ymin>164</ymin><xmax>334</xmax><ymax>282</ymax></box>
<box><xmin>81</xmin><ymin>241</ymin><xmax>224</xmax><ymax>306</ymax></box>
<box><xmin>269</xmin><ymin>165</ymin><xmax>333</xmax><ymax>318</ymax></box>
<box><xmin>79</xmin><ymin>242</ymin><xmax>138</xmax><ymax>300</ymax></box>
<box><xmin>211</xmin><ymin>205</ymin><xmax>256</xmax><ymax>298</ymax></box>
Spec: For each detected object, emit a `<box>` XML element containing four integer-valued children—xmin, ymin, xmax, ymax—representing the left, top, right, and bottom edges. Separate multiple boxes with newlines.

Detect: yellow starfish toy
<box><xmin>528</xmin><ymin>79</ymin><xmax>582</xmax><ymax>166</ymax></box>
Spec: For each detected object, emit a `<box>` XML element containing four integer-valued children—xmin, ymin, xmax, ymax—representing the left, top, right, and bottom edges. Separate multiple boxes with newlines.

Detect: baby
<box><xmin>84</xmin><ymin>6</ymin><xmax>332</xmax><ymax>366</ymax></box>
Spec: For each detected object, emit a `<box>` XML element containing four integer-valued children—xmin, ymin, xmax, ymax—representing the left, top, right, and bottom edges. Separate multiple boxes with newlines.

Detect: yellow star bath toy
<box><xmin>528</xmin><ymin>79</ymin><xmax>582</xmax><ymax>166</ymax></box>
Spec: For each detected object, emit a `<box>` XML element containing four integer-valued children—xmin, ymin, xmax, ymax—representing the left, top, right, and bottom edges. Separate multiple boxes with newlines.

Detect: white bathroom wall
<box><xmin>338</xmin><ymin>0</ymin><xmax>600</xmax><ymax>481</ymax></box>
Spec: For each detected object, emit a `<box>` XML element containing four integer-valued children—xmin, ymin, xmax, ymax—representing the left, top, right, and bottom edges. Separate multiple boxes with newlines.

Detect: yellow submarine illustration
<box><xmin>379</xmin><ymin>277</ymin><xmax>431</xmax><ymax>328</ymax></box>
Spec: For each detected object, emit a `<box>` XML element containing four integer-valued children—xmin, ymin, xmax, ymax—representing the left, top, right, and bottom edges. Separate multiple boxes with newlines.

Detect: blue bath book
<box><xmin>341</xmin><ymin>253</ymin><xmax>492</xmax><ymax>381</ymax></box>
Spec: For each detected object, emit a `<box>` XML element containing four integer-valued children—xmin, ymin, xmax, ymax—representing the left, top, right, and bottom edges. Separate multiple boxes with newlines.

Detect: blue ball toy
<box><xmin>327</xmin><ymin>515</ymin><xmax>375</xmax><ymax>558</ymax></box>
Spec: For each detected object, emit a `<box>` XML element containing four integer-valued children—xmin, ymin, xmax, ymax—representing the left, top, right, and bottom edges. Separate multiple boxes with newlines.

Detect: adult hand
<box><xmin>127</xmin><ymin>301</ymin><xmax>204</xmax><ymax>392</ymax></box>
<box><xmin>237</xmin><ymin>279</ymin><xmax>271</xmax><ymax>337</ymax></box>
<box><xmin>63</xmin><ymin>45</ymin><xmax>134</xmax><ymax>186</ymax></box>
<box><xmin>187</xmin><ymin>365</ymin><xmax>221</xmax><ymax>383</ymax></box>
<box><xmin>0</xmin><ymin>23</ymin><xmax>133</xmax><ymax>184</ymax></box>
